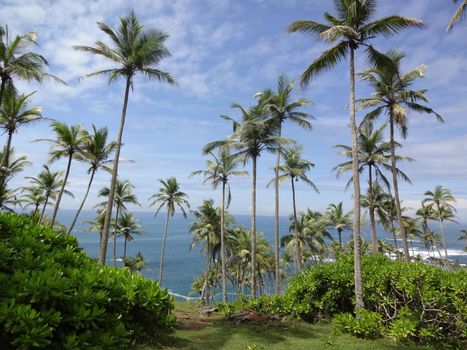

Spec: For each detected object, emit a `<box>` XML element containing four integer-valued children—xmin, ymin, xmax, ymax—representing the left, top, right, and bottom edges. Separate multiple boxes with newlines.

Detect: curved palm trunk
<box><xmin>389</xmin><ymin>117</ymin><xmax>410</xmax><ymax>261</ymax></box>
<box><xmin>368</xmin><ymin>166</ymin><xmax>378</xmax><ymax>253</ymax></box>
<box><xmin>391</xmin><ymin>220</ymin><xmax>398</xmax><ymax>251</ymax></box>
<box><xmin>203</xmin><ymin>255</ymin><xmax>211</xmax><ymax>305</ymax></box>
<box><xmin>39</xmin><ymin>193</ymin><xmax>50</xmax><ymax>222</ymax></box>
<box><xmin>123</xmin><ymin>236</ymin><xmax>128</xmax><ymax>261</ymax></box>
<box><xmin>250</xmin><ymin>156</ymin><xmax>257</xmax><ymax>298</ymax></box>
<box><xmin>349</xmin><ymin>48</ymin><xmax>364</xmax><ymax>310</ymax></box>
<box><xmin>0</xmin><ymin>130</ymin><xmax>14</xmax><ymax>197</ymax></box>
<box><xmin>113</xmin><ymin>208</ymin><xmax>120</xmax><ymax>266</ymax></box>
<box><xmin>99</xmin><ymin>75</ymin><xmax>132</xmax><ymax>265</ymax></box>
<box><xmin>68</xmin><ymin>169</ymin><xmax>96</xmax><ymax>234</ymax></box>
<box><xmin>50</xmin><ymin>153</ymin><xmax>73</xmax><ymax>227</ymax></box>
<box><xmin>436</xmin><ymin>203</ymin><xmax>449</xmax><ymax>260</ymax></box>
<box><xmin>220</xmin><ymin>181</ymin><xmax>227</xmax><ymax>303</ymax></box>
<box><xmin>159</xmin><ymin>210</ymin><xmax>170</xmax><ymax>285</ymax></box>
<box><xmin>274</xmin><ymin>128</ymin><xmax>281</xmax><ymax>295</ymax></box>
<box><xmin>291</xmin><ymin>177</ymin><xmax>301</xmax><ymax>272</ymax></box>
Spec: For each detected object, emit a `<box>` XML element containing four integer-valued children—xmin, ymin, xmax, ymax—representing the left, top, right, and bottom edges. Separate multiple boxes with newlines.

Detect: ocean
<box><xmin>55</xmin><ymin>209</ymin><xmax>467</xmax><ymax>299</ymax></box>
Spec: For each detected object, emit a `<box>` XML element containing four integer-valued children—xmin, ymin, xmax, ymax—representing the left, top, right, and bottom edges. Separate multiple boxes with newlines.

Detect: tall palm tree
<box><xmin>26</xmin><ymin>165</ymin><xmax>72</xmax><ymax>222</ymax></box>
<box><xmin>334</xmin><ymin>122</ymin><xmax>412</xmax><ymax>252</ymax></box>
<box><xmin>256</xmin><ymin>74</ymin><xmax>313</xmax><ymax>294</ymax></box>
<box><xmin>191</xmin><ymin>148</ymin><xmax>247</xmax><ymax>303</ymax></box>
<box><xmin>375</xmin><ymin>190</ymin><xmax>401</xmax><ymax>252</ymax></box>
<box><xmin>447</xmin><ymin>0</ymin><xmax>467</xmax><ymax>31</ymax></box>
<box><xmin>96</xmin><ymin>179</ymin><xmax>140</xmax><ymax>265</ymax></box>
<box><xmin>38</xmin><ymin>122</ymin><xmax>88</xmax><ymax>226</ymax></box>
<box><xmin>204</xmin><ymin>99</ymin><xmax>287</xmax><ymax>298</ymax></box>
<box><xmin>148</xmin><ymin>177</ymin><xmax>189</xmax><ymax>285</ymax></box>
<box><xmin>325</xmin><ymin>202</ymin><xmax>352</xmax><ymax>246</ymax></box>
<box><xmin>117</xmin><ymin>213</ymin><xmax>144</xmax><ymax>261</ymax></box>
<box><xmin>459</xmin><ymin>229</ymin><xmax>467</xmax><ymax>251</ymax></box>
<box><xmin>74</xmin><ymin>11</ymin><xmax>176</xmax><ymax>265</ymax></box>
<box><xmin>68</xmin><ymin>126</ymin><xmax>116</xmax><ymax>234</ymax></box>
<box><xmin>423</xmin><ymin>186</ymin><xmax>456</xmax><ymax>260</ymax></box>
<box><xmin>272</xmin><ymin>145</ymin><xmax>318</xmax><ymax>272</ymax></box>
<box><xmin>287</xmin><ymin>0</ymin><xmax>423</xmax><ymax>309</ymax></box>
<box><xmin>83</xmin><ymin>210</ymin><xmax>109</xmax><ymax>248</ymax></box>
<box><xmin>0</xmin><ymin>25</ymin><xmax>63</xmax><ymax>108</ymax></box>
<box><xmin>359</xmin><ymin>50</ymin><xmax>443</xmax><ymax>261</ymax></box>
<box><xmin>416</xmin><ymin>203</ymin><xmax>435</xmax><ymax>251</ymax></box>
<box><xmin>0</xmin><ymin>85</ymin><xmax>42</xmax><ymax>191</ymax></box>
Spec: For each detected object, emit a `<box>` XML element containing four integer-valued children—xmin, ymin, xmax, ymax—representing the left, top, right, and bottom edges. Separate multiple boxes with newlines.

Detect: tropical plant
<box><xmin>204</xmin><ymin>98</ymin><xmax>287</xmax><ymax>298</ymax></box>
<box><xmin>96</xmin><ymin>179</ymin><xmax>140</xmax><ymax>265</ymax></box>
<box><xmin>124</xmin><ymin>252</ymin><xmax>146</xmax><ymax>273</ymax></box>
<box><xmin>191</xmin><ymin>148</ymin><xmax>246</xmax><ymax>302</ymax></box>
<box><xmin>325</xmin><ymin>202</ymin><xmax>352</xmax><ymax>247</ymax></box>
<box><xmin>447</xmin><ymin>0</ymin><xmax>467</xmax><ymax>31</ymax></box>
<box><xmin>68</xmin><ymin>126</ymin><xmax>116</xmax><ymax>234</ymax></box>
<box><xmin>272</xmin><ymin>145</ymin><xmax>318</xmax><ymax>272</ymax></box>
<box><xmin>74</xmin><ymin>11</ymin><xmax>176</xmax><ymax>265</ymax></box>
<box><xmin>0</xmin><ymin>85</ymin><xmax>42</xmax><ymax>192</ymax></box>
<box><xmin>287</xmin><ymin>0</ymin><xmax>423</xmax><ymax>308</ymax></box>
<box><xmin>20</xmin><ymin>185</ymin><xmax>45</xmax><ymax>217</ymax></box>
<box><xmin>148</xmin><ymin>177</ymin><xmax>189</xmax><ymax>285</ymax></box>
<box><xmin>83</xmin><ymin>209</ymin><xmax>112</xmax><ymax>247</ymax></box>
<box><xmin>25</xmin><ymin>165</ymin><xmax>73</xmax><ymax>222</ymax></box>
<box><xmin>459</xmin><ymin>229</ymin><xmax>467</xmax><ymax>251</ymax></box>
<box><xmin>359</xmin><ymin>50</ymin><xmax>442</xmax><ymax>261</ymax></box>
<box><xmin>0</xmin><ymin>25</ymin><xmax>62</xmax><ymax>108</ymax></box>
<box><xmin>423</xmin><ymin>187</ymin><xmax>456</xmax><ymax>260</ymax></box>
<box><xmin>117</xmin><ymin>213</ymin><xmax>144</xmax><ymax>261</ymax></box>
<box><xmin>335</xmin><ymin>122</ymin><xmax>412</xmax><ymax>252</ymax></box>
<box><xmin>37</xmin><ymin>122</ymin><xmax>88</xmax><ymax>227</ymax></box>
<box><xmin>256</xmin><ymin>74</ymin><xmax>313</xmax><ymax>294</ymax></box>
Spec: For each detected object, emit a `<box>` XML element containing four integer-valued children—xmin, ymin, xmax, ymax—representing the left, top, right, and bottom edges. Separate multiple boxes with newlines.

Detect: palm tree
<box><xmin>20</xmin><ymin>185</ymin><xmax>45</xmax><ymax>217</ymax></box>
<box><xmin>68</xmin><ymin>126</ymin><xmax>116</xmax><ymax>234</ymax></box>
<box><xmin>26</xmin><ymin>165</ymin><xmax>72</xmax><ymax>222</ymax></box>
<box><xmin>416</xmin><ymin>203</ymin><xmax>435</xmax><ymax>255</ymax></box>
<box><xmin>204</xmin><ymin>99</ymin><xmax>287</xmax><ymax>298</ymax></box>
<box><xmin>375</xmin><ymin>190</ymin><xmax>400</xmax><ymax>252</ymax></box>
<box><xmin>459</xmin><ymin>229</ymin><xmax>467</xmax><ymax>252</ymax></box>
<box><xmin>117</xmin><ymin>213</ymin><xmax>144</xmax><ymax>261</ymax></box>
<box><xmin>334</xmin><ymin>122</ymin><xmax>412</xmax><ymax>252</ymax></box>
<box><xmin>287</xmin><ymin>0</ymin><xmax>423</xmax><ymax>309</ymax></box>
<box><xmin>424</xmin><ymin>187</ymin><xmax>456</xmax><ymax>260</ymax></box>
<box><xmin>124</xmin><ymin>252</ymin><xmax>146</xmax><ymax>273</ymax></box>
<box><xmin>83</xmin><ymin>210</ymin><xmax>110</xmax><ymax>247</ymax></box>
<box><xmin>325</xmin><ymin>202</ymin><xmax>352</xmax><ymax>246</ymax></box>
<box><xmin>37</xmin><ymin>122</ymin><xmax>88</xmax><ymax>227</ymax></box>
<box><xmin>256</xmin><ymin>74</ymin><xmax>313</xmax><ymax>294</ymax></box>
<box><xmin>272</xmin><ymin>145</ymin><xmax>318</xmax><ymax>272</ymax></box>
<box><xmin>74</xmin><ymin>11</ymin><xmax>176</xmax><ymax>265</ymax></box>
<box><xmin>0</xmin><ymin>85</ymin><xmax>42</xmax><ymax>190</ymax></box>
<box><xmin>0</xmin><ymin>25</ymin><xmax>63</xmax><ymax>108</ymax></box>
<box><xmin>191</xmin><ymin>148</ymin><xmax>246</xmax><ymax>303</ymax></box>
<box><xmin>96</xmin><ymin>179</ymin><xmax>140</xmax><ymax>265</ymax></box>
<box><xmin>148</xmin><ymin>177</ymin><xmax>189</xmax><ymax>285</ymax></box>
<box><xmin>359</xmin><ymin>50</ymin><xmax>443</xmax><ymax>262</ymax></box>
<box><xmin>447</xmin><ymin>0</ymin><xmax>467</xmax><ymax>31</ymax></box>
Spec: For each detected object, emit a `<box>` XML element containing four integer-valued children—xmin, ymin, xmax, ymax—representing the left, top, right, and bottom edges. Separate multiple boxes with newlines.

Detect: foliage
<box><xmin>333</xmin><ymin>309</ymin><xmax>383</xmax><ymax>339</ymax></box>
<box><xmin>0</xmin><ymin>213</ymin><xmax>175</xmax><ymax>349</ymax></box>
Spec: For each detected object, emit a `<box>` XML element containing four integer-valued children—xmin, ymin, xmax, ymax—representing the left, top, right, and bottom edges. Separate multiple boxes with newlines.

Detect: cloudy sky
<box><xmin>2</xmin><ymin>0</ymin><xmax>467</xmax><ymax>221</ymax></box>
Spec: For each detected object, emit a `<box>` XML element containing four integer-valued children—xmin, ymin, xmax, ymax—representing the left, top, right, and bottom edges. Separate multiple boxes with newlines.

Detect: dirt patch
<box><xmin>226</xmin><ymin>309</ymin><xmax>282</xmax><ymax>325</ymax></box>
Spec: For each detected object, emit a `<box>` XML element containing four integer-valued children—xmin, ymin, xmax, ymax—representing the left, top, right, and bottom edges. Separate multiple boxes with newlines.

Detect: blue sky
<box><xmin>2</xmin><ymin>0</ymin><xmax>467</xmax><ymax>221</ymax></box>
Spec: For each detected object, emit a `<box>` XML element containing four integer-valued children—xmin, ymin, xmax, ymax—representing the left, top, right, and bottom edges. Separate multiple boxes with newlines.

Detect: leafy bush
<box><xmin>0</xmin><ymin>213</ymin><xmax>175</xmax><ymax>349</ymax></box>
<box><xmin>333</xmin><ymin>309</ymin><xmax>383</xmax><ymax>338</ymax></box>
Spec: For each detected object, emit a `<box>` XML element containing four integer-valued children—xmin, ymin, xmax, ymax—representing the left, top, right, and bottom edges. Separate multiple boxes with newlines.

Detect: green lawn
<box><xmin>137</xmin><ymin>302</ymin><xmax>436</xmax><ymax>350</ymax></box>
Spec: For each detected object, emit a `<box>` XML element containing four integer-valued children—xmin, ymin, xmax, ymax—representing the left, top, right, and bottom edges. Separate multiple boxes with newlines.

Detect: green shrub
<box><xmin>0</xmin><ymin>213</ymin><xmax>175</xmax><ymax>349</ymax></box>
<box><xmin>333</xmin><ymin>309</ymin><xmax>383</xmax><ymax>338</ymax></box>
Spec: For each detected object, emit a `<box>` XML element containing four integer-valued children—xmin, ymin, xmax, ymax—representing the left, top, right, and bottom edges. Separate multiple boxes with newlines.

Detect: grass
<box><xmin>136</xmin><ymin>301</ymin><xmax>437</xmax><ymax>350</ymax></box>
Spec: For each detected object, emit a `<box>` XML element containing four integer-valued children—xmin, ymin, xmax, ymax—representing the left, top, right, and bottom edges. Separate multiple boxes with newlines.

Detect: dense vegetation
<box><xmin>219</xmin><ymin>255</ymin><xmax>467</xmax><ymax>346</ymax></box>
<box><xmin>0</xmin><ymin>213</ymin><xmax>174</xmax><ymax>349</ymax></box>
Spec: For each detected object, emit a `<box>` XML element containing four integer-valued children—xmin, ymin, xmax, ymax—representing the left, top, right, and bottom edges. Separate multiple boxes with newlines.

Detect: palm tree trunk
<box><xmin>99</xmin><ymin>75</ymin><xmax>132</xmax><ymax>265</ymax></box>
<box><xmin>437</xmin><ymin>204</ymin><xmax>449</xmax><ymax>260</ymax></box>
<box><xmin>250</xmin><ymin>155</ymin><xmax>257</xmax><ymax>298</ymax></box>
<box><xmin>50</xmin><ymin>153</ymin><xmax>73</xmax><ymax>227</ymax></box>
<box><xmin>0</xmin><ymin>130</ymin><xmax>14</xmax><ymax>197</ymax></box>
<box><xmin>338</xmin><ymin>228</ymin><xmax>342</xmax><ymax>246</ymax></box>
<box><xmin>389</xmin><ymin>117</ymin><xmax>410</xmax><ymax>261</ymax></box>
<box><xmin>368</xmin><ymin>166</ymin><xmax>378</xmax><ymax>253</ymax></box>
<box><xmin>291</xmin><ymin>177</ymin><xmax>301</xmax><ymax>272</ymax></box>
<box><xmin>159</xmin><ymin>210</ymin><xmax>170</xmax><ymax>285</ymax></box>
<box><xmin>221</xmin><ymin>181</ymin><xmax>227</xmax><ymax>303</ymax></box>
<box><xmin>349</xmin><ymin>47</ymin><xmax>364</xmax><ymax>310</ymax></box>
<box><xmin>274</xmin><ymin>127</ymin><xmax>281</xmax><ymax>295</ymax></box>
<box><xmin>203</xmin><ymin>255</ymin><xmax>211</xmax><ymax>305</ymax></box>
<box><xmin>0</xmin><ymin>77</ymin><xmax>6</xmax><ymax>110</ymax></box>
<box><xmin>113</xmin><ymin>208</ymin><xmax>119</xmax><ymax>266</ymax></box>
<box><xmin>68</xmin><ymin>169</ymin><xmax>96</xmax><ymax>234</ymax></box>
<box><xmin>39</xmin><ymin>194</ymin><xmax>50</xmax><ymax>222</ymax></box>
<box><xmin>391</xmin><ymin>220</ymin><xmax>398</xmax><ymax>251</ymax></box>
<box><xmin>123</xmin><ymin>236</ymin><xmax>128</xmax><ymax>261</ymax></box>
